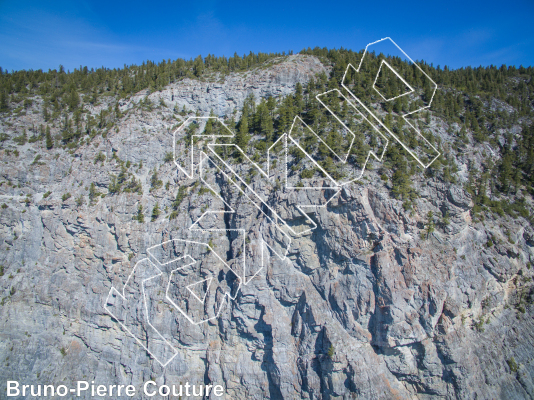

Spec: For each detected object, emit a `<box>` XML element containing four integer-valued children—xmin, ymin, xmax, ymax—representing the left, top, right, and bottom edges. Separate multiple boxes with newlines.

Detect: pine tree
<box><xmin>391</xmin><ymin>169</ymin><xmax>410</xmax><ymax>199</ymax></box>
<box><xmin>266</xmin><ymin>96</ymin><xmax>276</xmax><ymax>118</ymax></box>
<box><xmin>235</xmin><ymin>106</ymin><xmax>250</xmax><ymax>153</ymax></box>
<box><xmin>0</xmin><ymin>91</ymin><xmax>8</xmax><ymax>112</ymax></box>
<box><xmin>169</xmin><ymin>186</ymin><xmax>187</xmax><ymax>220</ymax></box>
<box><xmin>277</xmin><ymin>102</ymin><xmax>289</xmax><ymax>134</ymax></box>
<box><xmin>255</xmin><ymin>99</ymin><xmax>274</xmax><ymax>142</ymax></box>
<box><xmin>294</xmin><ymin>82</ymin><xmax>304</xmax><ymax>113</ymax></box>
<box><xmin>134</xmin><ymin>204</ymin><xmax>145</xmax><ymax>223</ymax></box>
<box><xmin>262</xmin><ymin>111</ymin><xmax>274</xmax><ymax>142</ymax></box>
<box><xmin>150</xmin><ymin>168</ymin><xmax>162</xmax><ymax>191</ymax></box>
<box><xmin>500</xmin><ymin>154</ymin><xmax>514</xmax><ymax>193</ymax></box>
<box><xmin>114</xmin><ymin>102</ymin><xmax>121</xmax><ymax>119</ymax></box>
<box><xmin>108</xmin><ymin>175</ymin><xmax>121</xmax><ymax>194</ymax></box>
<box><xmin>89</xmin><ymin>182</ymin><xmax>97</xmax><ymax>204</ymax></box>
<box><xmin>422</xmin><ymin>211</ymin><xmax>435</xmax><ymax>239</ymax></box>
<box><xmin>67</xmin><ymin>87</ymin><xmax>80</xmax><ymax>111</ymax></box>
<box><xmin>45</xmin><ymin>126</ymin><xmax>53</xmax><ymax>149</ymax></box>
<box><xmin>193</xmin><ymin>55</ymin><xmax>204</xmax><ymax>77</ymax></box>
<box><xmin>151</xmin><ymin>202</ymin><xmax>160</xmax><ymax>221</ymax></box>
<box><xmin>459</xmin><ymin>125</ymin><xmax>468</xmax><ymax>143</ymax></box>
<box><xmin>204</xmin><ymin>110</ymin><xmax>215</xmax><ymax>134</ymax></box>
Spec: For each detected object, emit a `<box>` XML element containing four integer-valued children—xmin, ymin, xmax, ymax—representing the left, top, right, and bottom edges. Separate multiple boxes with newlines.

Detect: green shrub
<box><xmin>507</xmin><ymin>357</ymin><xmax>518</xmax><ymax>373</ymax></box>
<box><xmin>31</xmin><ymin>155</ymin><xmax>41</xmax><ymax>165</ymax></box>
<box><xmin>108</xmin><ymin>175</ymin><xmax>121</xmax><ymax>194</ymax></box>
<box><xmin>327</xmin><ymin>344</ymin><xmax>335</xmax><ymax>359</ymax></box>
<box><xmin>13</xmin><ymin>131</ymin><xmax>27</xmax><ymax>145</ymax></box>
<box><xmin>28</xmin><ymin>134</ymin><xmax>40</xmax><ymax>143</ymax></box>
<box><xmin>300</xmin><ymin>168</ymin><xmax>315</xmax><ymax>179</ymax></box>
<box><xmin>198</xmin><ymin>186</ymin><xmax>214</xmax><ymax>196</ymax></box>
<box><xmin>94</xmin><ymin>152</ymin><xmax>106</xmax><ymax>164</ymax></box>
<box><xmin>150</xmin><ymin>168</ymin><xmax>162</xmax><ymax>191</ymax></box>
<box><xmin>474</xmin><ymin>318</ymin><xmax>485</xmax><ymax>332</ymax></box>
<box><xmin>134</xmin><ymin>204</ymin><xmax>145</xmax><ymax>223</ymax></box>
<box><xmin>163</xmin><ymin>152</ymin><xmax>173</xmax><ymax>163</ymax></box>
<box><xmin>169</xmin><ymin>186</ymin><xmax>187</xmax><ymax>219</ymax></box>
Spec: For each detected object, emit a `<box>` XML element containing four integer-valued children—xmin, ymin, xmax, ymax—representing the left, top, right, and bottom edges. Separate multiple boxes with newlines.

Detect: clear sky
<box><xmin>1</xmin><ymin>0</ymin><xmax>533</xmax><ymax>72</ymax></box>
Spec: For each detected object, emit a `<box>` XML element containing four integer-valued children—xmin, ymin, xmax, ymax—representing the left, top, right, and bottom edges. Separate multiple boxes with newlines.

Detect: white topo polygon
<box><xmin>104</xmin><ymin>37</ymin><xmax>441</xmax><ymax>367</ymax></box>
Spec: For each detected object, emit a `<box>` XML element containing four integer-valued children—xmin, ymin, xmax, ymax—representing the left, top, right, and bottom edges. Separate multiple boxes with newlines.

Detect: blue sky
<box><xmin>1</xmin><ymin>0</ymin><xmax>533</xmax><ymax>72</ymax></box>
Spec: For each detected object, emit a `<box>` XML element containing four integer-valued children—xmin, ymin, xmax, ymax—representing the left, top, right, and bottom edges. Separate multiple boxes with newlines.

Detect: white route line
<box><xmin>186</xmin><ymin>276</ymin><xmax>213</xmax><ymax>304</ymax></box>
<box><xmin>313</xmin><ymin>91</ymin><xmax>389</xmax><ymax>185</ymax></box>
<box><xmin>372</xmin><ymin>60</ymin><xmax>415</xmax><ymax>102</ymax></box>
<box><xmin>158</xmin><ymin>240</ymin><xmax>242</xmax><ymax>326</ymax></box>
<box><xmin>341</xmin><ymin>37</ymin><xmax>440</xmax><ymax>169</ymax></box>
<box><xmin>104</xmin><ymin>258</ymin><xmax>179</xmax><ymax>367</ymax></box>
<box><xmin>104</xmin><ymin>37</ymin><xmax>442</xmax><ymax>366</ymax></box>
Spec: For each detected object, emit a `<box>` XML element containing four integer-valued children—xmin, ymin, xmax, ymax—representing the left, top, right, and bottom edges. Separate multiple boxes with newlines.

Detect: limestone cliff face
<box><xmin>127</xmin><ymin>54</ymin><xmax>328</xmax><ymax>117</ymax></box>
<box><xmin>1</xmin><ymin>55</ymin><xmax>534</xmax><ymax>400</ymax></box>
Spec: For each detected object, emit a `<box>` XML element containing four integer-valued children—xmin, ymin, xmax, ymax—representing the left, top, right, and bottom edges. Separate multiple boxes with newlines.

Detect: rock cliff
<box><xmin>1</xmin><ymin>54</ymin><xmax>533</xmax><ymax>400</ymax></box>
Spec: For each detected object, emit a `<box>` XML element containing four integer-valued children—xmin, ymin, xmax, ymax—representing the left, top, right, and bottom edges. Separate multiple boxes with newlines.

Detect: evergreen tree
<box><xmin>266</xmin><ymin>96</ymin><xmax>276</xmax><ymax>118</ymax></box>
<box><xmin>277</xmin><ymin>97</ymin><xmax>293</xmax><ymax>135</ymax></box>
<box><xmin>0</xmin><ymin>91</ymin><xmax>8</xmax><ymax>112</ymax></box>
<box><xmin>193</xmin><ymin>55</ymin><xmax>204</xmax><ymax>77</ymax></box>
<box><xmin>108</xmin><ymin>175</ymin><xmax>121</xmax><ymax>194</ymax></box>
<box><xmin>45</xmin><ymin>126</ymin><xmax>53</xmax><ymax>149</ymax></box>
<box><xmin>235</xmin><ymin>104</ymin><xmax>250</xmax><ymax>153</ymax></box>
<box><xmin>151</xmin><ymin>202</ymin><xmax>160</xmax><ymax>221</ymax></box>
<box><xmin>262</xmin><ymin>110</ymin><xmax>274</xmax><ymax>142</ymax></box>
<box><xmin>500</xmin><ymin>154</ymin><xmax>514</xmax><ymax>193</ymax></box>
<box><xmin>67</xmin><ymin>87</ymin><xmax>80</xmax><ymax>111</ymax></box>
<box><xmin>204</xmin><ymin>110</ymin><xmax>215</xmax><ymax>134</ymax></box>
<box><xmin>114</xmin><ymin>102</ymin><xmax>121</xmax><ymax>119</ymax></box>
<box><xmin>134</xmin><ymin>204</ymin><xmax>145</xmax><ymax>223</ymax></box>
<box><xmin>169</xmin><ymin>186</ymin><xmax>187</xmax><ymax>220</ymax></box>
<box><xmin>150</xmin><ymin>168</ymin><xmax>162</xmax><ymax>191</ymax></box>
<box><xmin>294</xmin><ymin>82</ymin><xmax>304</xmax><ymax>113</ymax></box>
<box><xmin>89</xmin><ymin>182</ymin><xmax>97</xmax><ymax>204</ymax></box>
<box><xmin>422</xmin><ymin>211</ymin><xmax>435</xmax><ymax>239</ymax></box>
<box><xmin>255</xmin><ymin>99</ymin><xmax>274</xmax><ymax>142</ymax></box>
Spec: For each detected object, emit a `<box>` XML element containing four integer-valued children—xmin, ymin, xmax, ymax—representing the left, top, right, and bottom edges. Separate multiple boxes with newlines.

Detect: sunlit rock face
<box><xmin>1</xmin><ymin>54</ymin><xmax>533</xmax><ymax>400</ymax></box>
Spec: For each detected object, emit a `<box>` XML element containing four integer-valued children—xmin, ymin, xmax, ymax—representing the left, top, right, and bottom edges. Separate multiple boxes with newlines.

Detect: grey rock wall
<box><xmin>0</xmin><ymin>55</ymin><xmax>533</xmax><ymax>400</ymax></box>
